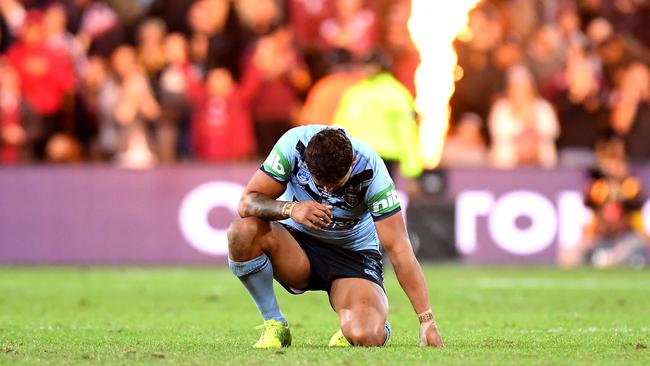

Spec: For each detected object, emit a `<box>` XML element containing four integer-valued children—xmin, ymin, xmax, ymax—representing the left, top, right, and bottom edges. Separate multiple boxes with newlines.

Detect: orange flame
<box><xmin>408</xmin><ymin>0</ymin><xmax>481</xmax><ymax>168</ymax></box>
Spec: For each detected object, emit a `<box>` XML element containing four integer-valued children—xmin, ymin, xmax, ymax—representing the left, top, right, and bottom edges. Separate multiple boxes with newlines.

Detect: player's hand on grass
<box><xmin>418</xmin><ymin>310</ymin><xmax>444</xmax><ymax>347</ymax></box>
<box><xmin>290</xmin><ymin>201</ymin><xmax>333</xmax><ymax>230</ymax></box>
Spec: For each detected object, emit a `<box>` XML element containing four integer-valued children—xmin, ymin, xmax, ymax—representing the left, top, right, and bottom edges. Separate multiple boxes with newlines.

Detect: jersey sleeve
<box><xmin>260</xmin><ymin>129</ymin><xmax>297</xmax><ymax>184</ymax></box>
<box><xmin>365</xmin><ymin>154</ymin><xmax>401</xmax><ymax>221</ymax></box>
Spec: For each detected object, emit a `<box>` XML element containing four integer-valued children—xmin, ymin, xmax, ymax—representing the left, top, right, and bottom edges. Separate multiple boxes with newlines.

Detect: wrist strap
<box><xmin>281</xmin><ymin>202</ymin><xmax>295</xmax><ymax>218</ymax></box>
<box><xmin>417</xmin><ymin>309</ymin><xmax>434</xmax><ymax>324</ymax></box>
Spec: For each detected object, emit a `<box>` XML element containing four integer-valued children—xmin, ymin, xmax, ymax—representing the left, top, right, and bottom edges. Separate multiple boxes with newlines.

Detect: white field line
<box><xmin>476</xmin><ymin>327</ymin><xmax>650</xmax><ymax>334</ymax></box>
<box><xmin>21</xmin><ymin>325</ymin><xmax>650</xmax><ymax>335</ymax></box>
<box><xmin>474</xmin><ymin>278</ymin><xmax>650</xmax><ymax>290</ymax></box>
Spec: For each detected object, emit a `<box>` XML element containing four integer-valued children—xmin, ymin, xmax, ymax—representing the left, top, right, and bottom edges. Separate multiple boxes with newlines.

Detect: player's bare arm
<box><xmin>376</xmin><ymin>211</ymin><xmax>444</xmax><ymax>347</ymax></box>
<box><xmin>239</xmin><ymin>170</ymin><xmax>333</xmax><ymax>230</ymax></box>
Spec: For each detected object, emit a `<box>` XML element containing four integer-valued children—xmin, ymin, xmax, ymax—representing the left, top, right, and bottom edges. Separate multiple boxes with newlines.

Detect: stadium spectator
<box><xmin>449</xmin><ymin>4</ymin><xmax>505</xmax><ymax>134</ymax></box>
<box><xmin>243</xmin><ymin>26</ymin><xmax>311</xmax><ymax>156</ymax></box>
<box><xmin>0</xmin><ymin>0</ymin><xmax>648</xmax><ymax>169</ymax></box>
<box><xmin>192</xmin><ymin>68</ymin><xmax>256</xmax><ymax>161</ymax></box>
<box><xmin>136</xmin><ymin>17</ymin><xmax>167</xmax><ymax>91</ymax></box>
<box><xmin>75</xmin><ymin>55</ymin><xmax>106</xmax><ymax>160</ymax></box>
<box><xmin>6</xmin><ymin>10</ymin><xmax>75</xmax><ymax>161</ymax></box>
<box><xmin>158</xmin><ymin>33</ymin><xmax>202</xmax><ymax>161</ymax></box>
<box><xmin>0</xmin><ymin>60</ymin><xmax>40</xmax><ymax>162</ymax></box>
<box><xmin>605</xmin><ymin>61</ymin><xmax>650</xmax><ymax>162</ymax></box>
<box><xmin>0</xmin><ymin>12</ymin><xmax>11</xmax><ymax>53</ymax></box>
<box><xmin>288</xmin><ymin>0</ymin><xmax>332</xmax><ymax>80</ymax></box>
<box><xmin>606</xmin><ymin>0</ymin><xmax>650</xmax><ymax>47</ymax></box>
<box><xmin>0</xmin><ymin>0</ymin><xmax>26</xmax><ymax>37</ymax></box>
<box><xmin>379</xmin><ymin>0</ymin><xmax>419</xmax><ymax>97</ymax></box>
<box><xmin>333</xmin><ymin>50</ymin><xmax>422</xmax><ymax>191</ymax></box>
<box><xmin>289</xmin><ymin>0</ymin><xmax>331</xmax><ymax>49</ymax></box>
<box><xmin>585</xmin><ymin>17</ymin><xmax>613</xmax><ymax>46</ymax></box>
<box><xmin>525</xmin><ymin>24</ymin><xmax>566</xmax><ymax>100</ymax></box>
<box><xmin>563</xmin><ymin>139</ymin><xmax>649</xmax><ymax>268</ymax></box>
<box><xmin>45</xmin><ymin>132</ymin><xmax>82</xmax><ymax>162</ymax></box>
<box><xmin>109</xmin><ymin>45</ymin><xmax>160</xmax><ymax>168</ymax></box>
<box><xmin>43</xmin><ymin>2</ymin><xmax>87</xmax><ymax>78</ymax></box>
<box><xmin>554</xmin><ymin>46</ymin><xmax>606</xmax><ymax>168</ymax></box>
<box><xmin>188</xmin><ymin>0</ymin><xmax>242</xmax><ymax>78</ymax></box>
<box><xmin>440</xmin><ymin>113</ymin><xmax>487</xmax><ymax>168</ymax></box>
<box><xmin>96</xmin><ymin>56</ymin><xmax>120</xmax><ymax>158</ymax></box>
<box><xmin>105</xmin><ymin>0</ymin><xmax>150</xmax><ymax>31</ymax></box>
<box><xmin>146</xmin><ymin>0</ymin><xmax>194</xmax><ymax>35</ymax></box>
<box><xmin>318</xmin><ymin>0</ymin><xmax>377</xmax><ymax>57</ymax></box>
<box><xmin>488</xmin><ymin>65</ymin><xmax>560</xmax><ymax>168</ymax></box>
<box><xmin>501</xmin><ymin>0</ymin><xmax>541</xmax><ymax>41</ymax></box>
<box><xmin>236</xmin><ymin>0</ymin><xmax>284</xmax><ymax>49</ymax></box>
<box><xmin>298</xmin><ymin>49</ymin><xmax>363</xmax><ymax>125</ymax></box>
<box><xmin>75</xmin><ymin>0</ymin><xmax>124</xmax><ymax>58</ymax></box>
<box><xmin>556</xmin><ymin>6</ymin><xmax>587</xmax><ymax>48</ymax></box>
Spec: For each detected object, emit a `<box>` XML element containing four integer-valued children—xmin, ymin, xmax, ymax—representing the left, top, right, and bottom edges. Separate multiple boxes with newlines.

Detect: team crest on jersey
<box><xmin>296</xmin><ymin>165</ymin><xmax>311</xmax><ymax>185</ymax></box>
<box><xmin>344</xmin><ymin>186</ymin><xmax>360</xmax><ymax>207</ymax></box>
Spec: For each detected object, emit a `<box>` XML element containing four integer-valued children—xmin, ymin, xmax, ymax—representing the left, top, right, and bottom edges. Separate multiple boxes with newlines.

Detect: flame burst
<box><xmin>408</xmin><ymin>0</ymin><xmax>481</xmax><ymax>168</ymax></box>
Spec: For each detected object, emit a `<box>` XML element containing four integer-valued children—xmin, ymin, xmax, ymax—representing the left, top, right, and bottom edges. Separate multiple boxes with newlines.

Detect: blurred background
<box><xmin>1</xmin><ymin>0</ymin><xmax>649</xmax><ymax>268</ymax></box>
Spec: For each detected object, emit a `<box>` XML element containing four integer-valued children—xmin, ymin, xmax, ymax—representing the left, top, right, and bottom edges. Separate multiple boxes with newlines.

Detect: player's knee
<box><xmin>341</xmin><ymin>316</ymin><xmax>385</xmax><ymax>346</ymax></box>
<box><xmin>227</xmin><ymin>218</ymin><xmax>265</xmax><ymax>259</ymax></box>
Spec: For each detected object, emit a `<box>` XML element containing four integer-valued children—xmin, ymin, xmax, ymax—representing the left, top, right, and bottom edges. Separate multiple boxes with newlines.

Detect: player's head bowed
<box><xmin>304</xmin><ymin>128</ymin><xmax>354</xmax><ymax>186</ymax></box>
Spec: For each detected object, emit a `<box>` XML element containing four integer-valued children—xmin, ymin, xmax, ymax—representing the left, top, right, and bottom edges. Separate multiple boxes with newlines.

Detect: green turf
<box><xmin>1</xmin><ymin>266</ymin><xmax>649</xmax><ymax>365</ymax></box>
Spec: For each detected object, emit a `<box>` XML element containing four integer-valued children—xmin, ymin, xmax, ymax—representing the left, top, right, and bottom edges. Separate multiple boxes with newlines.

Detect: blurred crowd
<box><xmin>445</xmin><ymin>0</ymin><xmax>650</xmax><ymax>169</ymax></box>
<box><xmin>0</xmin><ymin>0</ymin><xmax>419</xmax><ymax>167</ymax></box>
<box><xmin>0</xmin><ymin>0</ymin><xmax>649</xmax><ymax>171</ymax></box>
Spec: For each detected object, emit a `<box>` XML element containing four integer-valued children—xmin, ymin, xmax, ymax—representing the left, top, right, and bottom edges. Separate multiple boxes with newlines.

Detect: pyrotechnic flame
<box><xmin>408</xmin><ymin>0</ymin><xmax>481</xmax><ymax>168</ymax></box>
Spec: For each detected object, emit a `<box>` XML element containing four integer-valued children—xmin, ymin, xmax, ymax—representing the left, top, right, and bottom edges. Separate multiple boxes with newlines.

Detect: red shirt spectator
<box><xmin>1</xmin><ymin>94</ymin><xmax>22</xmax><ymax>162</ymax></box>
<box><xmin>289</xmin><ymin>0</ymin><xmax>331</xmax><ymax>47</ymax></box>
<box><xmin>0</xmin><ymin>62</ymin><xmax>40</xmax><ymax>163</ymax></box>
<box><xmin>6</xmin><ymin>11</ymin><xmax>74</xmax><ymax>117</ymax></box>
<box><xmin>192</xmin><ymin>68</ymin><xmax>258</xmax><ymax>161</ymax></box>
<box><xmin>318</xmin><ymin>0</ymin><xmax>378</xmax><ymax>56</ymax></box>
<box><xmin>240</xmin><ymin>27</ymin><xmax>311</xmax><ymax>155</ymax></box>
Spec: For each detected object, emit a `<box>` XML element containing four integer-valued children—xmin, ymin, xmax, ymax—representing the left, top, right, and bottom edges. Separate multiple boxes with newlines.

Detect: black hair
<box><xmin>304</xmin><ymin>129</ymin><xmax>353</xmax><ymax>185</ymax></box>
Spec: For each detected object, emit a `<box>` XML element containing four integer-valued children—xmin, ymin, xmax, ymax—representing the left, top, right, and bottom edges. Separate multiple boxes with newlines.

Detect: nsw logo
<box><xmin>296</xmin><ymin>166</ymin><xmax>311</xmax><ymax>185</ymax></box>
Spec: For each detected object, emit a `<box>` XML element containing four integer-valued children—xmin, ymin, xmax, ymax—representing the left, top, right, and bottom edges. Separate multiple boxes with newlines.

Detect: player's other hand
<box><xmin>290</xmin><ymin>201</ymin><xmax>332</xmax><ymax>230</ymax></box>
<box><xmin>419</xmin><ymin>320</ymin><xmax>444</xmax><ymax>348</ymax></box>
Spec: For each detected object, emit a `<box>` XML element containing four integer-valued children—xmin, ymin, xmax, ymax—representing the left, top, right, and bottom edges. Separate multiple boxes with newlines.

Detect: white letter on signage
<box><xmin>488</xmin><ymin>190</ymin><xmax>557</xmax><ymax>255</ymax></box>
<box><xmin>557</xmin><ymin>191</ymin><xmax>591</xmax><ymax>249</ymax></box>
<box><xmin>456</xmin><ymin>191</ymin><xmax>494</xmax><ymax>255</ymax></box>
<box><xmin>178</xmin><ymin>182</ymin><xmax>244</xmax><ymax>256</ymax></box>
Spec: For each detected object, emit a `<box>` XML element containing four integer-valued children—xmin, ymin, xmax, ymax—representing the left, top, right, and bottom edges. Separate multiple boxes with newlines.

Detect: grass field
<box><xmin>1</xmin><ymin>266</ymin><xmax>649</xmax><ymax>365</ymax></box>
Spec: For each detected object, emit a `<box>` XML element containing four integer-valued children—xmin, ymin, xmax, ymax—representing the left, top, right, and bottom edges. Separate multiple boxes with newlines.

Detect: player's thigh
<box><xmin>263</xmin><ymin>222</ymin><xmax>311</xmax><ymax>289</ymax></box>
<box><xmin>329</xmin><ymin>277</ymin><xmax>388</xmax><ymax>327</ymax></box>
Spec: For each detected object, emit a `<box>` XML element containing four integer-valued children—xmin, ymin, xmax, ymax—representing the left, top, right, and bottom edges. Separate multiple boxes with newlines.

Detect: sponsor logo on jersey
<box><xmin>364</xmin><ymin>268</ymin><xmax>380</xmax><ymax>281</ymax></box>
<box><xmin>326</xmin><ymin>217</ymin><xmax>360</xmax><ymax>230</ymax></box>
<box><xmin>263</xmin><ymin>146</ymin><xmax>290</xmax><ymax>181</ymax></box>
<box><xmin>369</xmin><ymin>184</ymin><xmax>400</xmax><ymax>215</ymax></box>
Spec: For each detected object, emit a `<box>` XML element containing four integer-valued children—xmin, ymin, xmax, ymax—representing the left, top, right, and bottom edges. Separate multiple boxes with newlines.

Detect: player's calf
<box><xmin>227</xmin><ymin>217</ymin><xmax>288</xmax><ymax>337</ymax></box>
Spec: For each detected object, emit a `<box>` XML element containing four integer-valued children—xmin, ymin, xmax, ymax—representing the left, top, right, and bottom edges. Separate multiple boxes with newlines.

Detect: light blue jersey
<box><xmin>260</xmin><ymin>125</ymin><xmax>401</xmax><ymax>252</ymax></box>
